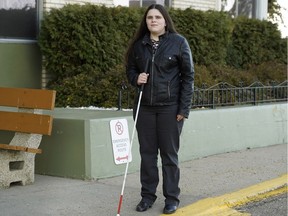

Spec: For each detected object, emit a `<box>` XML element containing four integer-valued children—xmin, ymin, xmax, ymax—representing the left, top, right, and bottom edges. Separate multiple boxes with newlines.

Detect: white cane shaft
<box><xmin>120</xmin><ymin>91</ymin><xmax>143</xmax><ymax>196</ymax></box>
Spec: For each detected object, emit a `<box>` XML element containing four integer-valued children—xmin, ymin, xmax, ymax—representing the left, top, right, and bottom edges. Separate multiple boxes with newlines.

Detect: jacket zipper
<box><xmin>167</xmin><ymin>81</ymin><xmax>171</xmax><ymax>99</ymax></box>
<box><xmin>150</xmin><ymin>52</ymin><xmax>155</xmax><ymax>105</ymax></box>
<box><xmin>149</xmin><ymin>38</ymin><xmax>164</xmax><ymax>105</ymax></box>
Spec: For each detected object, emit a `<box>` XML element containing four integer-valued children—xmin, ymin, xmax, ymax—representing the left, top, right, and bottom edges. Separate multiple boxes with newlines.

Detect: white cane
<box><xmin>116</xmin><ymin>59</ymin><xmax>149</xmax><ymax>216</ymax></box>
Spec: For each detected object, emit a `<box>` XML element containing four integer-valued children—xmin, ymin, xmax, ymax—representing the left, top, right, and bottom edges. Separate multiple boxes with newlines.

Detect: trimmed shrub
<box><xmin>226</xmin><ymin>17</ymin><xmax>286</xmax><ymax>68</ymax></box>
<box><xmin>170</xmin><ymin>8</ymin><xmax>232</xmax><ymax>66</ymax></box>
<box><xmin>38</xmin><ymin>5</ymin><xmax>287</xmax><ymax>107</ymax></box>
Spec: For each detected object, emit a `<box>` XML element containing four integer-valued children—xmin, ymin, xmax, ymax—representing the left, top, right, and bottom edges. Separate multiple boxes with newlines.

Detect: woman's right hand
<box><xmin>137</xmin><ymin>73</ymin><xmax>149</xmax><ymax>85</ymax></box>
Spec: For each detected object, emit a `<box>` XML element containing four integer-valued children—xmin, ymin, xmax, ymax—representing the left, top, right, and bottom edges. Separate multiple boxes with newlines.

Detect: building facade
<box><xmin>0</xmin><ymin>0</ymin><xmax>222</xmax><ymax>89</ymax></box>
<box><xmin>0</xmin><ymin>0</ymin><xmax>267</xmax><ymax>89</ymax></box>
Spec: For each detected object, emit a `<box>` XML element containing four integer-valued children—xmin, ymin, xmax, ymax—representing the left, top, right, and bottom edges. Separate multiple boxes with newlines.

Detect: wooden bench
<box><xmin>0</xmin><ymin>87</ymin><xmax>56</xmax><ymax>188</ymax></box>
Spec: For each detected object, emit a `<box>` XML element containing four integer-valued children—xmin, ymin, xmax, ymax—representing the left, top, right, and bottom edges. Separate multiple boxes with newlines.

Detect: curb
<box><xmin>163</xmin><ymin>173</ymin><xmax>288</xmax><ymax>216</ymax></box>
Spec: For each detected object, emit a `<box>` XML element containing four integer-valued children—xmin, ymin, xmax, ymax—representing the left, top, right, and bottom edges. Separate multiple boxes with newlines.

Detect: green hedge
<box><xmin>38</xmin><ymin>4</ymin><xmax>286</xmax><ymax>107</ymax></box>
<box><xmin>170</xmin><ymin>8</ymin><xmax>232</xmax><ymax>66</ymax></box>
<box><xmin>226</xmin><ymin>17</ymin><xmax>287</xmax><ymax>68</ymax></box>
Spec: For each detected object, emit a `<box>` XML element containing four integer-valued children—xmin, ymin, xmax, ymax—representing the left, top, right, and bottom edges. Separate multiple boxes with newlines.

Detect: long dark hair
<box><xmin>125</xmin><ymin>4</ymin><xmax>177</xmax><ymax>65</ymax></box>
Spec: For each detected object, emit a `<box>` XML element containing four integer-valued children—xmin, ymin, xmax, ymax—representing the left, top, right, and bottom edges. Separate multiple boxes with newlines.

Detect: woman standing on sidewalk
<box><xmin>125</xmin><ymin>4</ymin><xmax>194</xmax><ymax>214</ymax></box>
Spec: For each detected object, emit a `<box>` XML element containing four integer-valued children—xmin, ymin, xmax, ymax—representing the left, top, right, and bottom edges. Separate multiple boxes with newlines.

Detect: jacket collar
<box><xmin>142</xmin><ymin>31</ymin><xmax>169</xmax><ymax>45</ymax></box>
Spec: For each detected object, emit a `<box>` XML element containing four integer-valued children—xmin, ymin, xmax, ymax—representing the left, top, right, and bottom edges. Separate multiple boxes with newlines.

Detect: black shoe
<box><xmin>163</xmin><ymin>204</ymin><xmax>178</xmax><ymax>214</ymax></box>
<box><xmin>136</xmin><ymin>201</ymin><xmax>152</xmax><ymax>212</ymax></box>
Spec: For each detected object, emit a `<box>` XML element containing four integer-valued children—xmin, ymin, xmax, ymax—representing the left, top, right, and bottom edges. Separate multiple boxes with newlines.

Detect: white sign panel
<box><xmin>110</xmin><ymin>119</ymin><xmax>132</xmax><ymax>165</ymax></box>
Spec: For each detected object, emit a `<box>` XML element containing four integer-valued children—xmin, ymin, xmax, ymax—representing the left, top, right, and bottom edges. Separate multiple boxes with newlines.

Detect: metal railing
<box><xmin>117</xmin><ymin>81</ymin><xmax>288</xmax><ymax>110</ymax></box>
<box><xmin>192</xmin><ymin>80</ymin><xmax>288</xmax><ymax>109</ymax></box>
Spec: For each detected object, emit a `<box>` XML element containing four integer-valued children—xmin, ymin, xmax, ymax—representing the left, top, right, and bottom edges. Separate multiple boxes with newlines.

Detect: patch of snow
<box><xmin>65</xmin><ymin>106</ymin><xmax>132</xmax><ymax>111</ymax></box>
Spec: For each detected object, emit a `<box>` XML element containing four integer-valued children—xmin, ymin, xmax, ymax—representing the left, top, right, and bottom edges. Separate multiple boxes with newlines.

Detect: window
<box><xmin>222</xmin><ymin>0</ymin><xmax>257</xmax><ymax>19</ymax></box>
<box><xmin>0</xmin><ymin>0</ymin><xmax>38</xmax><ymax>40</ymax></box>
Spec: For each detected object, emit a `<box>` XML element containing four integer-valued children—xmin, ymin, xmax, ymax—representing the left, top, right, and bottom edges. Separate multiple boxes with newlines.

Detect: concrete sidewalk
<box><xmin>0</xmin><ymin>144</ymin><xmax>287</xmax><ymax>216</ymax></box>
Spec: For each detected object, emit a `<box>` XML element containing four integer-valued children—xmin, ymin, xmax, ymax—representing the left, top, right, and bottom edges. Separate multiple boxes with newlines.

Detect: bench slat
<box><xmin>0</xmin><ymin>144</ymin><xmax>42</xmax><ymax>154</ymax></box>
<box><xmin>0</xmin><ymin>87</ymin><xmax>56</xmax><ymax>110</ymax></box>
<box><xmin>0</xmin><ymin>111</ymin><xmax>53</xmax><ymax>135</ymax></box>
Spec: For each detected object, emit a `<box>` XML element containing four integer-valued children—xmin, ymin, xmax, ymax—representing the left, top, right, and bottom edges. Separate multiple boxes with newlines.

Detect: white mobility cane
<box><xmin>116</xmin><ymin>59</ymin><xmax>149</xmax><ymax>216</ymax></box>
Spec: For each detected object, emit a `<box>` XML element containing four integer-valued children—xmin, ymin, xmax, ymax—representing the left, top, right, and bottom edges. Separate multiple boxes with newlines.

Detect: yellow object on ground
<box><xmin>162</xmin><ymin>174</ymin><xmax>287</xmax><ymax>216</ymax></box>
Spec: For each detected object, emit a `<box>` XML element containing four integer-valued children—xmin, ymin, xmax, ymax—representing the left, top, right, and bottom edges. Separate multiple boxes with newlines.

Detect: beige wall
<box><xmin>43</xmin><ymin>0</ymin><xmax>114</xmax><ymax>11</ymax></box>
<box><xmin>43</xmin><ymin>0</ymin><xmax>221</xmax><ymax>12</ymax></box>
<box><xmin>172</xmin><ymin>0</ymin><xmax>221</xmax><ymax>10</ymax></box>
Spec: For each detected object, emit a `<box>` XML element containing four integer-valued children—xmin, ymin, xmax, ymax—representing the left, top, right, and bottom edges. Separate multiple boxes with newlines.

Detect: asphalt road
<box><xmin>236</xmin><ymin>193</ymin><xmax>288</xmax><ymax>216</ymax></box>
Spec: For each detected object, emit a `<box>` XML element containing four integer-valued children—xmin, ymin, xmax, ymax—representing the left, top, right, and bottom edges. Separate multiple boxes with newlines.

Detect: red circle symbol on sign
<box><xmin>115</xmin><ymin>121</ymin><xmax>124</xmax><ymax>135</ymax></box>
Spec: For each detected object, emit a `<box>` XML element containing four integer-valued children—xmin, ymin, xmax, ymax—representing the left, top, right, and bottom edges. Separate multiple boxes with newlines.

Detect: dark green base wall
<box><xmin>0</xmin><ymin>42</ymin><xmax>42</xmax><ymax>88</ymax></box>
<box><xmin>36</xmin><ymin>119</ymin><xmax>86</xmax><ymax>179</ymax></box>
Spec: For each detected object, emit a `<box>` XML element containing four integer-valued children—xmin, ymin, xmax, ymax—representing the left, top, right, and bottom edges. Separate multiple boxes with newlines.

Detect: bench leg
<box><xmin>0</xmin><ymin>151</ymin><xmax>36</xmax><ymax>188</ymax></box>
<box><xmin>0</xmin><ymin>132</ymin><xmax>42</xmax><ymax>188</ymax></box>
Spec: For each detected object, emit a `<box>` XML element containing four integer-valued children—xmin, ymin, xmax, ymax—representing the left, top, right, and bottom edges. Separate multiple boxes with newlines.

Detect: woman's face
<box><xmin>146</xmin><ymin>9</ymin><xmax>166</xmax><ymax>36</ymax></box>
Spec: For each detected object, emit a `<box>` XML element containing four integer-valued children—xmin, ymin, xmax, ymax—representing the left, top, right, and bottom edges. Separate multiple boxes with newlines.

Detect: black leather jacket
<box><xmin>126</xmin><ymin>32</ymin><xmax>194</xmax><ymax>118</ymax></box>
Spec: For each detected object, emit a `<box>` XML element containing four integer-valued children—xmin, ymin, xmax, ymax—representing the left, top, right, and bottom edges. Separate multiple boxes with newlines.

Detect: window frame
<box><xmin>0</xmin><ymin>0</ymin><xmax>41</xmax><ymax>43</ymax></box>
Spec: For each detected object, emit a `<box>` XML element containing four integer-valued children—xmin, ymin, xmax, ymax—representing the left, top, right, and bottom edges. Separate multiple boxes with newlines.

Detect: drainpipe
<box><xmin>235</xmin><ymin>0</ymin><xmax>239</xmax><ymax>17</ymax></box>
<box><xmin>255</xmin><ymin>0</ymin><xmax>268</xmax><ymax>20</ymax></box>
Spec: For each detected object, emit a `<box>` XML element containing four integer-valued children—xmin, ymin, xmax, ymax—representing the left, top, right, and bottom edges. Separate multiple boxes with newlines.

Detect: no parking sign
<box><xmin>110</xmin><ymin>119</ymin><xmax>132</xmax><ymax>165</ymax></box>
